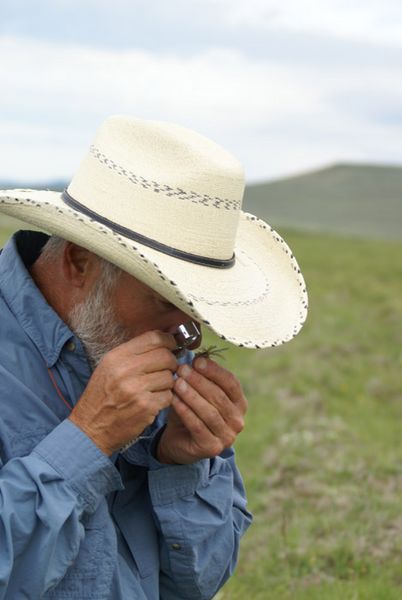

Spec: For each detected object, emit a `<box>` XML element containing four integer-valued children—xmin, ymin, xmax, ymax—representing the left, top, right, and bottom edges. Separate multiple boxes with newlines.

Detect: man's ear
<box><xmin>62</xmin><ymin>243</ymin><xmax>101</xmax><ymax>289</ymax></box>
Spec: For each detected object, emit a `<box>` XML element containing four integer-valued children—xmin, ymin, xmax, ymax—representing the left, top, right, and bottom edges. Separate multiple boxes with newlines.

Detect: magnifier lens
<box><xmin>173</xmin><ymin>322</ymin><xmax>201</xmax><ymax>350</ymax></box>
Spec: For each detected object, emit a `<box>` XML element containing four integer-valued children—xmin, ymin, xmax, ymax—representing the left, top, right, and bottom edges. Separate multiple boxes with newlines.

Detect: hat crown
<box><xmin>67</xmin><ymin>116</ymin><xmax>245</xmax><ymax>262</ymax></box>
<box><xmin>0</xmin><ymin>115</ymin><xmax>308</xmax><ymax>349</ymax></box>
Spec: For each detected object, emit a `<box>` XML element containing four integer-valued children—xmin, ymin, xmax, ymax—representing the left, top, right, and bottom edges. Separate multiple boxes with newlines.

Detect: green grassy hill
<box><xmin>244</xmin><ymin>163</ymin><xmax>402</xmax><ymax>241</ymax></box>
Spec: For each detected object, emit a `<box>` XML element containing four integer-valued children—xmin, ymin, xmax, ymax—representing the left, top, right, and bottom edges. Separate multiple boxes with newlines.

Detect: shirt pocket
<box><xmin>43</xmin><ymin>521</ymin><xmax>107</xmax><ymax>599</ymax></box>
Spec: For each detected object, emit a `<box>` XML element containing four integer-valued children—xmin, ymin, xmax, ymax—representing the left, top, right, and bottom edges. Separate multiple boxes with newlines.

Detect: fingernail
<box><xmin>180</xmin><ymin>364</ymin><xmax>192</xmax><ymax>379</ymax></box>
<box><xmin>196</xmin><ymin>357</ymin><xmax>207</xmax><ymax>370</ymax></box>
<box><xmin>176</xmin><ymin>378</ymin><xmax>187</xmax><ymax>392</ymax></box>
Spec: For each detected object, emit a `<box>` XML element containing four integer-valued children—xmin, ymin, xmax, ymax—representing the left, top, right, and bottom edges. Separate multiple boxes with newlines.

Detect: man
<box><xmin>0</xmin><ymin>116</ymin><xmax>308</xmax><ymax>599</ymax></box>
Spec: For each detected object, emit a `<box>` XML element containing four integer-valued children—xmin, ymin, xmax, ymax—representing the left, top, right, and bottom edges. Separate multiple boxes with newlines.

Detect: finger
<box><xmin>113</xmin><ymin>386</ymin><xmax>174</xmax><ymax>413</ymax></box>
<box><xmin>177</xmin><ymin>365</ymin><xmax>247</xmax><ymax>434</ymax></box>
<box><xmin>174</xmin><ymin>377</ymin><xmax>232</xmax><ymax>441</ymax></box>
<box><xmin>144</xmin><ymin>369</ymin><xmax>175</xmax><ymax>392</ymax></box>
<box><xmin>140</xmin><ymin>347</ymin><xmax>178</xmax><ymax>374</ymax></box>
<box><xmin>171</xmin><ymin>395</ymin><xmax>224</xmax><ymax>455</ymax></box>
<box><xmin>192</xmin><ymin>358</ymin><xmax>247</xmax><ymax>413</ymax></box>
<box><xmin>109</xmin><ymin>345</ymin><xmax>177</xmax><ymax>376</ymax></box>
<box><xmin>121</xmin><ymin>330</ymin><xmax>177</xmax><ymax>355</ymax></box>
<box><xmin>154</xmin><ymin>388</ymin><xmax>174</xmax><ymax>410</ymax></box>
<box><xmin>177</xmin><ymin>364</ymin><xmax>231</xmax><ymax>414</ymax></box>
<box><xmin>176</xmin><ymin>364</ymin><xmax>245</xmax><ymax>434</ymax></box>
<box><xmin>137</xmin><ymin>389</ymin><xmax>174</xmax><ymax>425</ymax></box>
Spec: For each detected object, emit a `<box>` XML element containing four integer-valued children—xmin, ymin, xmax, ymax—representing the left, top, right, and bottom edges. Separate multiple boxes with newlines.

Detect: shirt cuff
<box><xmin>32</xmin><ymin>419</ymin><xmax>123</xmax><ymax>512</ymax></box>
<box><xmin>148</xmin><ymin>459</ymin><xmax>211</xmax><ymax>506</ymax></box>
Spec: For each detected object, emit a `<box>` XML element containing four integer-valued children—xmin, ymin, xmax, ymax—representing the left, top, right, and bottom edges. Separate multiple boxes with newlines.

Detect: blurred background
<box><xmin>1</xmin><ymin>1</ymin><xmax>401</xmax><ymax>598</ymax></box>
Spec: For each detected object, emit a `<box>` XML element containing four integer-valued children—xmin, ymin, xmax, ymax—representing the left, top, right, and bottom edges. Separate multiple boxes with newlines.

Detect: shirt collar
<box><xmin>0</xmin><ymin>232</ymin><xmax>74</xmax><ymax>367</ymax></box>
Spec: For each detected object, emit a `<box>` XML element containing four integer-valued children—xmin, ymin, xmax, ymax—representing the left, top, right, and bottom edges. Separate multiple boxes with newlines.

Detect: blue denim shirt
<box><xmin>0</xmin><ymin>232</ymin><xmax>252</xmax><ymax>600</ymax></box>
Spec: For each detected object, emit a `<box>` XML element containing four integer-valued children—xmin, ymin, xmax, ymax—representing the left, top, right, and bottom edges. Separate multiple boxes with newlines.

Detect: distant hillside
<box><xmin>0</xmin><ymin>181</ymin><xmax>66</xmax><ymax>191</ymax></box>
<box><xmin>0</xmin><ymin>181</ymin><xmax>66</xmax><ymax>231</ymax></box>
<box><xmin>243</xmin><ymin>163</ymin><xmax>402</xmax><ymax>240</ymax></box>
<box><xmin>1</xmin><ymin>164</ymin><xmax>402</xmax><ymax>240</ymax></box>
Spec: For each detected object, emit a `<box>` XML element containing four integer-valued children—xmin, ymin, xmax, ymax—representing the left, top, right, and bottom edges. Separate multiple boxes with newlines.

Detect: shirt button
<box><xmin>66</xmin><ymin>340</ymin><xmax>76</xmax><ymax>352</ymax></box>
<box><xmin>171</xmin><ymin>543</ymin><xmax>181</xmax><ymax>550</ymax></box>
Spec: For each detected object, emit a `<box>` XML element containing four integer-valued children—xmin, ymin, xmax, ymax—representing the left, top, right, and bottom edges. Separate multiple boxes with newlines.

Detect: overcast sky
<box><xmin>1</xmin><ymin>0</ymin><xmax>401</xmax><ymax>183</ymax></box>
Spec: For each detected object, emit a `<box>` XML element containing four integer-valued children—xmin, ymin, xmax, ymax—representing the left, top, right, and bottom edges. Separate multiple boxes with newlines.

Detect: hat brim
<box><xmin>0</xmin><ymin>189</ymin><xmax>308</xmax><ymax>348</ymax></box>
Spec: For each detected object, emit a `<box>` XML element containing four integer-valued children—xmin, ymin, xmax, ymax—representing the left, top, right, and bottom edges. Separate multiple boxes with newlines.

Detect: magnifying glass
<box><xmin>173</xmin><ymin>321</ymin><xmax>201</xmax><ymax>354</ymax></box>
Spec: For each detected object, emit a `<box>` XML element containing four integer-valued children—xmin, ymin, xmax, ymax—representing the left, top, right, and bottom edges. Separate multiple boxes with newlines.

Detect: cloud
<box><xmin>209</xmin><ymin>0</ymin><xmax>402</xmax><ymax>48</ymax></box>
<box><xmin>0</xmin><ymin>34</ymin><xmax>401</xmax><ymax>184</ymax></box>
<box><xmin>3</xmin><ymin>0</ymin><xmax>402</xmax><ymax>56</ymax></box>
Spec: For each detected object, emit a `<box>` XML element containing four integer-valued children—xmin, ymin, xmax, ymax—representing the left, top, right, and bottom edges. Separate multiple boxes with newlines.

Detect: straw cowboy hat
<box><xmin>0</xmin><ymin>116</ymin><xmax>308</xmax><ymax>348</ymax></box>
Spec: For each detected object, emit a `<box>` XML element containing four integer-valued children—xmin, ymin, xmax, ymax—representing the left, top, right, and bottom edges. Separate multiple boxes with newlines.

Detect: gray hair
<box><xmin>41</xmin><ymin>236</ymin><xmax>128</xmax><ymax>368</ymax></box>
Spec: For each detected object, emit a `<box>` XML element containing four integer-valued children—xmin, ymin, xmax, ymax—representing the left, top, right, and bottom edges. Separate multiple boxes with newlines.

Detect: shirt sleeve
<box><xmin>147</xmin><ymin>448</ymin><xmax>252</xmax><ymax>600</ymax></box>
<box><xmin>0</xmin><ymin>419</ymin><xmax>123</xmax><ymax>599</ymax></box>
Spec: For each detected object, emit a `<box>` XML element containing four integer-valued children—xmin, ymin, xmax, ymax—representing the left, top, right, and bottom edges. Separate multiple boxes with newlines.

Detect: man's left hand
<box><xmin>156</xmin><ymin>357</ymin><xmax>247</xmax><ymax>465</ymax></box>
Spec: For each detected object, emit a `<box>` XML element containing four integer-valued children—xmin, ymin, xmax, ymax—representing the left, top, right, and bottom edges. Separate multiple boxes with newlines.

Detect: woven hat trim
<box><xmin>89</xmin><ymin>145</ymin><xmax>241</xmax><ymax>211</ymax></box>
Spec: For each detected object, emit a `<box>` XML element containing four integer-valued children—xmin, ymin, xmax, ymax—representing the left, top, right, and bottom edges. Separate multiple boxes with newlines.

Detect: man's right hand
<box><xmin>68</xmin><ymin>331</ymin><xmax>177</xmax><ymax>455</ymax></box>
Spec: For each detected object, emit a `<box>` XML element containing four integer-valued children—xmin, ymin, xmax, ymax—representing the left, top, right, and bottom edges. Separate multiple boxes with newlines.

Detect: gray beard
<box><xmin>68</xmin><ymin>274</ymin><xmax>128</xmax><ymax>370</ymax></box>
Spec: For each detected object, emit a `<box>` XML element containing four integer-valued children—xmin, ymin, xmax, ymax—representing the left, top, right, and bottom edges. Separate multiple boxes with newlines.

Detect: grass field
<box><xmin>1</xmin><ymin>222</ymin><xmax>402</xmax><ymax>598</ymax></box>
<box><xmin>217</xmin><ymin>229</ymin><xmax>402</xmax><ymax>599</ymax></box>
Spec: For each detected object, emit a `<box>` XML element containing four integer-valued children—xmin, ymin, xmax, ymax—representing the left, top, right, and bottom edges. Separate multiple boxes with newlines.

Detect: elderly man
<box><xmin>0</xmin><ymin>116</ymin><xmax>308</xmax><ymax>599</ymax></box>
